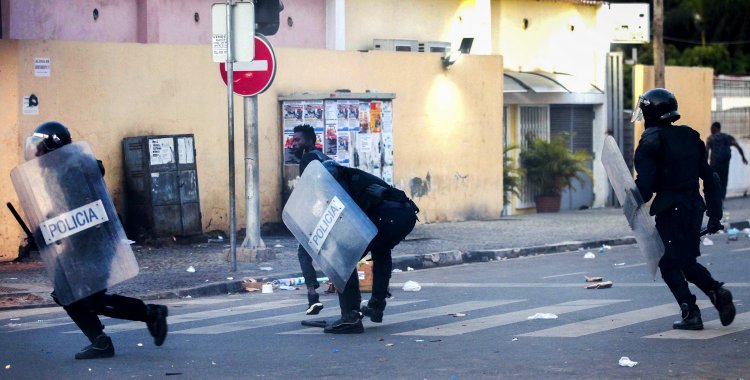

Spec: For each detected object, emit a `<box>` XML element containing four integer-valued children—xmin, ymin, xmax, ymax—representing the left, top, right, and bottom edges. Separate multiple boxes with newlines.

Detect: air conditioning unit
<box><xmin>373</xmin><ymin>39</ymin><xmax>419</xmax><ymax>52</ymax></box>
<box><xmin>419</xmin><ymin>41</ymin><xmax>451</xmax><ymax>53</ymax></box>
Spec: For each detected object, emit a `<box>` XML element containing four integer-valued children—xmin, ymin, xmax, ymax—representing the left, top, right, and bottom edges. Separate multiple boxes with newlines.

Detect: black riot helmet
<box><xmin>24</xmin><ymin>121</ymin><xmax>72</xmax><ymax>161</ymax></box>
<box><xmin>631</xmin><ymin>88</ymin><xmax>680</xmax><ymax>127</ymax></box>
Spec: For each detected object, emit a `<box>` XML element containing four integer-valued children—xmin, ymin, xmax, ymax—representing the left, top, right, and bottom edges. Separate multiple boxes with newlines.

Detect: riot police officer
<box><xmin>290</xmin><ymin>124</ymin><xmax>330</xmax><ymax>315</ymax></box>
<box><xmin>24</xmin><ymin>121</ymin><xmax>168</xmax><ymax>359</ymax></box>
<box><xmin>321</xmin><ymin>160</ymin><xmax>418</xmax><ymax>334</ymax></box>
<box><xmin>633</xmin><ymin>89</ymin><xmax>735</xmax><ymax>330</ymax></box>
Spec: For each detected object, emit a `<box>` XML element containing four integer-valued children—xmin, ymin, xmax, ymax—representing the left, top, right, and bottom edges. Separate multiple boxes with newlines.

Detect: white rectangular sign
<box><xmin>307</xmin><ymin>196</ymin><xmax>346</xmax><ymax>254</ymax></box>
<box><xmin>34</xmin><ymin>57</ymin><xmax>51</xmax><ymax>77</ymax></box>
<box><xmin>40</xmin><ymin>200</ymin><xmax>110</xmax><ymax>244</ymax></box>
<box><xmin>212</xmin><ymin>2</ymin><xmax>255</xmax><ymax>63</ymax></box>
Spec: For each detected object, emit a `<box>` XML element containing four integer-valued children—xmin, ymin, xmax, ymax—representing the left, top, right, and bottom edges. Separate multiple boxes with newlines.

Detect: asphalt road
<box><xmin>1</xmin><ymin>240</ymin><xmax>749</xmax><ymax>379</ymax></box>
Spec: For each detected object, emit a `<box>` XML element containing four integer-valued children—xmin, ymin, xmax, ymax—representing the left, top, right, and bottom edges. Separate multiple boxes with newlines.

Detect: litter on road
<box><xmin>186</xmin><ymin>266</ymin><xmax>196</xmax><ymax>273</ymax></box>
<box><xmin>583</xmin><ymin>252</ymin><xmax>596</xmax><ymax>259</ymax></box>
<box><xmin>402</xmin><ymin>281</ymin><xmax>422</xmax><ymax>292</ymax></box>
<box><xmin>586</xmin><ymin>281</ymin><xmax>613</xmax><ymax>289</ymax></box>
<box><xmin>584</xmin><ymin>275</ymin><xmax>603</xmax><ymax>282</ymax></box>
<box><xmin>527</xmin><ymin>313</ymin><xmax>558</xmax><ymax>320</ymax></box>
<box><xmin>702</xmin><ymin>237</ymin><xmax>714</xmax><ymax>246</ymax></box>
<box><xmin>618</xmin><ymin>356</ymin><xmax>638</xmax><ymax>367</ymax></box>
<box><xmin>448</xmin><ymin>313</ymin><xmax>466</xmax><ymax>317</ymax></box>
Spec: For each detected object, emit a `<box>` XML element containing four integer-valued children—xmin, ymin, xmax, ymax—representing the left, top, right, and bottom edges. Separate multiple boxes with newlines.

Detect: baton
<box><xmin>699</xmin><ymin>224</ymin><xmax>725</xmax><ymax>237</ymax></box>
<box><xmin>6</xmin><ymin>202</ymin><xmax>36</xmax><ymax>245</ymax></box>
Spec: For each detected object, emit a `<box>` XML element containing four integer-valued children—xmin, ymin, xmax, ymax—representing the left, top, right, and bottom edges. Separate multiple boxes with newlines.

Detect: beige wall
<box><xmin>0</xmin><ymin>39</ymin><xmax>504</xmax><ymax>261</ymax></box>
<box><xmin>633</xmin><ymin>65</ymin><xmax>714</xmax><ymax>142</ymax></box>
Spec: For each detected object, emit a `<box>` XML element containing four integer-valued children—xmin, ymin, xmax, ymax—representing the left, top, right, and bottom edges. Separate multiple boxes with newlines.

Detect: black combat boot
<box><xmin>75</xmin><ymin>334</ymin><xmax>115</xmax><ymax>360</ymax></box>
<box><xmin>306</xmin><ymin>292</ymin><xmax>324</xmax><ymax>315</ymax></box>
<box><xmin>361</xmin><ymin>298</ymin><xmax>386</xmax><ymax>323</ymax></box>
<box><xmin>672</xmin><ymin>303</ymin><xmax>703</xmax><ymax>330</ymax></box>
<box><xmin>709</xmin><ymin>286</ymin><xmax>736</xmax><ymax>326</ymax></box>
<box><xmin>324</xmin><ymin>310</ymin><xmax>363</xmax><ymax>334</ymax></box>
<box><xmin>146</xmin><ymin>304</ymin><xmax>168</xmax><ymax>346</ymax></box>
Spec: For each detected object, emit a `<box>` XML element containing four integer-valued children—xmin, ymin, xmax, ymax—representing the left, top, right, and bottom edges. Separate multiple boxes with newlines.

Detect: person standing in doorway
<box><xmin>706</xmin><ymin>122</ymin><xmax>748</xmax><ymax>200</ymax></box>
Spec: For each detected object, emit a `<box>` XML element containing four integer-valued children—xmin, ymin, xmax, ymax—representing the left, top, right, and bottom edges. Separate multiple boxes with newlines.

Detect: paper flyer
<box><xmin>348</xmin><ymin>101</ymin><xmax>360</xmax><ymax>131</ymax></box>
<box><xmin>283</xmin><ymin>101</ymin><xmax>305</xmax><ymax>132</ymax></box>
<box><xmin>337</xmin><ymin>135</ymin><xmax>350</xmax><ymax>164</ymax></box>
<box><xmin>382</xmin><ymin>101</ymin><xmax>393</xmax><ymax>133</ymax></box>
<box><xmin>358</xmin><ymin>102</ymin><xmax>370</xmax><ymax>133</ymax></box>
<box><xmin>369</xmin><ymin>101</ymin><xmax>383</xmax><ymax>133</ymax></box>
<box><xmin>304</xmin><ymin>101</ymin><xmax>324</xmax><ymax>128</ymax></box>
<box><xmin>337</xmin><ymin>102</ymin><xmax>349</xmax><ymax>132</ymax></box>
<box><xmin>325</xmin><ymin>100</ymin><xmax>338</xmax><ymax>121</ymax></box>
<box><xmin>325</xmin><ymin>124</ymin><xmax>338</xmax><ymax>156</ymax></box>
<box><xmin>382</xmin><ymin>132</ymin><xmax>394</xmax><ymax>165</ymax></box>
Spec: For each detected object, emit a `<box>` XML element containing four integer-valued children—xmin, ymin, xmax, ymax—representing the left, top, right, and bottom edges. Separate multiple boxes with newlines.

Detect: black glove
<box><xmin>707</xmin><ymin>217</ymin><xmax>724</xmax><ymax>234</ymax></box>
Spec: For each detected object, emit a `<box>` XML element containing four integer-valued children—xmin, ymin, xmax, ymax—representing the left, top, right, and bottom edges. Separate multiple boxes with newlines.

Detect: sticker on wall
<box><xmin>22</xmin><ymin>94</ymin><xmax>39</xmax><ymax>115</ymax></box>
<box><xmin>325</xmin><ymin>124</ymin><xmax>338</xmax><ymax>156</ymax></box>
<box><xmin>149</xmin><ymin>138</ymin><xmax>175</xmax><ymax>166</ymax></box>
<box><xmin>34</xmin><ymin>58</ymin><xmax>51</xmax><ymax>77</ymax></box>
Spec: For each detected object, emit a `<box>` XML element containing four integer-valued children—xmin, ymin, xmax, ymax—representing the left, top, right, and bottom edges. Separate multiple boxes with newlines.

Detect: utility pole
<box><xmin>653</xmin><ymin>0</ymin><xmax>665</xmax><ymax>88</ymax></box>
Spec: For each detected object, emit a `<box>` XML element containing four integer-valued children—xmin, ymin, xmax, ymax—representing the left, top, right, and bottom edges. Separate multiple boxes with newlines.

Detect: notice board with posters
<box><xmin>279</xmin><ymin>92</ymin><xmax>395</xmax><ymax>202</ymax></box>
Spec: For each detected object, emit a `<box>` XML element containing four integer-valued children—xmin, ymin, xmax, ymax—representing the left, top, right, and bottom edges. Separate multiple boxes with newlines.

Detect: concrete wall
<box><xmin>0</xmin><ymin>39</ymin><xmax>504</xmax><ymax>261</ymax></box>
<box><xmin>633</xmin><ymin>65</ymin><xmax>714</xmax><ymax>142</ymax></box>
<box><xmin>2</xmin><ymin>0</ymin><xmax>326</xmax><ymax>47</ymax></box>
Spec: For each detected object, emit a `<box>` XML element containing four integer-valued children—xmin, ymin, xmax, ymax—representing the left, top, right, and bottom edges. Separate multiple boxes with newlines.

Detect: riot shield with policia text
<box><xmin>282</xmin><ymin>160</ymin><xmax>378</xmax><ymax>291</ymax></box>
<box><xmin>10</xmin><ymin>142</ymin><xmax>139</xmax><ymax>305</ymax></box>
<box><xmin>601</xmin><ymin>135</ymin><xmax>664</xmax><ymax>279</ymax></box>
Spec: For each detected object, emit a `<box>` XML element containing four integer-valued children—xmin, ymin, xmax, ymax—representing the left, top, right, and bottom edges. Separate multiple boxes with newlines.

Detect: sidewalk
<box><xmin>2</xmin><ymin>197</ymin><xmax>748</xmax><ymax>310</ymax></box>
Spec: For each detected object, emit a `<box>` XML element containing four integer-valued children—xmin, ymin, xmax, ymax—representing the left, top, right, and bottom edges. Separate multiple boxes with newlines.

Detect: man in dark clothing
<box><xmin>24</xmin><ymin>121</ymin><xmax>168</xmax><ymax>359</ymax></box>
<box><xmin>706</xmin><ymin>122</ymin><xmax>748</xmax><ymax>200</ymax></box>
<box><xmin>290</xmin><ymin>124</ymin><xmax>329</xmax><ymax>315</ymax></box>
<box><xmin>321</xmin><ymin>160</ymin><xmax>418</xmax><ymax>334</ymax></box>
<box><xmin>633</xmin><ymin>89</ymin><xmax>735</xmax><ymax>330</ymax></box>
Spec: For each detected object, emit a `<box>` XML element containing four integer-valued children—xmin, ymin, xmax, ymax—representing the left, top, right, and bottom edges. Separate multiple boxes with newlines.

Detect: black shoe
<box><xmin>75</xmin><ymin>334</ymin><xmax>115</xmax><ymax>360</ymax></box>
<box><xmin>361</xmin><ymin>305</ymin><xmax>384</xmax><ymax>323</ymax></box>
<box><xmin>146</xmin><ymin>304</ymin><xmax>168</xmax><ymax>346</ymax></box>
<box><xmin>710</xmin><ymin>286</ymin><xmax>736</xmax><ymax>326</ymax></box>
<box><xmin>324</xmin><ymin>312</ymin><xmax>364</xmax><ymax>334</ymax></box>
<box><xmin>306</xmin><ymin>293</ymin><xmax>324</xmax><ymax>315</ymax></box>
<box><xmin>672</xmin><ymin>303</ymin><xmax>704</xmax><ymax>330</ymax></box>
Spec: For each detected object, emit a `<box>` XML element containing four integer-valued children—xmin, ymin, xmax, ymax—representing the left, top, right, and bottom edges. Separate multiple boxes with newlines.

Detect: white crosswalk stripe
<box><xmin>2</xmin><ymin>296</ymin><xmax>748</xmax><ymax>341</ymax></box>
<box><xmin>280</xmin><ymin>300</ymin><xmax>523</xmax><ymax>335</ymax></box>
<box><xmin>176</xmin><ymin>300</ymin><xmax>423</xmax><ymax>334</ymax></box>
<box><xmin>520</xmin><ymin>301</ymin><xmax>711</xmax><ymax>338</ymax></box>
<box><xmin>395</xmin><ymin>299</ymin><xmax>628</xmax><ymax>337</ymax></box>
<box><xmin>643</xmin><ymin>312</ymin><xmax>750</xmax><ymax>340</ymax></box>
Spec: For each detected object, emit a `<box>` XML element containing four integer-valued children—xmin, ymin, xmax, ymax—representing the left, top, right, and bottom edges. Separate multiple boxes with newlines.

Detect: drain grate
<box><xmin>0</xmin><ymin>286</ymin><xmax>24</xmax><ymax>293</ymax></box>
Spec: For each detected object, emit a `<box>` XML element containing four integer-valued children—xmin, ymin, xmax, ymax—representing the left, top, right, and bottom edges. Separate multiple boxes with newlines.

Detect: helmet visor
<box><xmin>24</xmin><ymin>134</ymin><xmax>51</xmax><ymax>161</ymax></box>
<box><xmin>630</xmin><ymin>96</ymin><xmax>644</xmax><ymax>123</ymax></box>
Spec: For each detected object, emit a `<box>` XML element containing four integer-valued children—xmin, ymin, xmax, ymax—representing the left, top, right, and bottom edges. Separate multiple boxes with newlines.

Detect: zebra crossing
<box><xmin>1</xmin><ymin>296</ymin><xmax>747</xmax><ymax>340</ymax></box>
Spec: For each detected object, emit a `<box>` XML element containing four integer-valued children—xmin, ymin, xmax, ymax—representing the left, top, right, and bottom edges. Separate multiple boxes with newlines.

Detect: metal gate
<box><xmin>518</xmin><ymin>105</ymin><xmax>550</xmax><ymax>208</ymax></box>
<box><xmin>550</xmin><ymin>105</ymin><xmax>595</xmax><ymax>211</ymax></box>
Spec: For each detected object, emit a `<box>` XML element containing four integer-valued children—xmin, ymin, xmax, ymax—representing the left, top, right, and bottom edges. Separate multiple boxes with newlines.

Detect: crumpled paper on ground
<box><xmin>402</xmin><ymin>280</ymin><xmax>421</xmax><ymax>292</ymax></box>
<box><xmin>618</xmin><ymin>356</ymin><xmax>638</xmax><ymax>367</ymax></box>
<box><xmin>527</xmin><ymin>313</ymin><xmax>558</xmax><ymax>320</ymax></box>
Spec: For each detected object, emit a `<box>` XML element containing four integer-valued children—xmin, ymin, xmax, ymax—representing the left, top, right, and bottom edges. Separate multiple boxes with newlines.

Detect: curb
<box><xmin>0</xmin><ymin>236</ymin><xmax>639</xmax><ymax>310</ymax></box>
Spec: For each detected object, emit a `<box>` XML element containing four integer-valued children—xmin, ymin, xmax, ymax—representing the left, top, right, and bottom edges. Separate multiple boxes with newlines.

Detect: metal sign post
<box><xmin>225</xmin><ymin>0</ymin><xmax>237</xmax><ymax>272</ymax></box>
<box><xmin>243</xmin><ymin>95</ymin><xmax>264</xmax><ymax>250</ymax></box>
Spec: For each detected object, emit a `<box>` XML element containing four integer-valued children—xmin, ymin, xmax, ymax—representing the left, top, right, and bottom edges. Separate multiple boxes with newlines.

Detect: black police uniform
<box><xmin>29</xmin><ymin>121</ymin><xmax>167</xmax><ymax>359</ymax></box>
<box><xmin>633</xmin><ymin>89</ymin><xmax>735</xmax><ymax>330</ymax></box>
<box><xmin>323</xmin><ymin>164</ymin><xmax>418</xmax><ymax>333</ymax></box>
<box><xmin>296</xmin><ymin>149</ymin><xmax>330</xmax><ymax>314</ymax></box>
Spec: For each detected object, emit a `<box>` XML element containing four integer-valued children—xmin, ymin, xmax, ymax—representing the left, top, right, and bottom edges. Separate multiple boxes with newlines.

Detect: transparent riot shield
<box><xmin>10</xmin><ymin>142</ymin><xmax>138</xmax><ymax>305</ymax></box>
<box><xmin>282</xmin><ymin>160</ymin><xmax>377</xmax><ymax>291</ymax></box>
<box><xmin>601</xmin><ymin>136</ymin><xmax>664</xmax><ymax>279</ymax></box>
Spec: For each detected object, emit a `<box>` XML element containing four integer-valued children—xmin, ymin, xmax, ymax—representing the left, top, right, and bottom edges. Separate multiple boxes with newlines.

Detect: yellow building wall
<box><xmin>633</xmin><ymin>65</ymin><xmax>714</xmax><ymax>142</ymax></box>
<box><xmin>496</xmin><ymin>0</ymin><xmax>605</xmax><ymax>86</ymax></box>
<box><xmin>0</xmin><ymin>39</ymin><xmax>504</xmax><ymax>261</ymax></box>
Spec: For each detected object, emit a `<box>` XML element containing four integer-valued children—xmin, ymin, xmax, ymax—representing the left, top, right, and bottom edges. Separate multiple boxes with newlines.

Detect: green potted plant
<box><xmin>503</xmin><ymin>145</ymin><xmax>524</xmax><ymax>210</ymax></box>
<box><xmin>519</xmin><ymin>134</ymin><xmax>592</xmax><ymax>213</ymax></box>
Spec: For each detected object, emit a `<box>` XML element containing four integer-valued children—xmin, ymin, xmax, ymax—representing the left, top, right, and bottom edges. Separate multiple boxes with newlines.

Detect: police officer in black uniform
<box><xmin>633</xmin><ymin>89</ymin><xmax>736</xmax><ymax>330</ymax></box>
<box><xmin>26</xmin><ymin>122</ymin><xmax>168</xmax><ymax>359</ymax></box>
<box><xmin>321</xmin><ymin>160</ymin><xmax>418</xmax><ymax>334</ymax></box>
<box><xmin>290</xmin><ymin>124</ymin><xmax>330</xmax><ymax>315</ymax></box>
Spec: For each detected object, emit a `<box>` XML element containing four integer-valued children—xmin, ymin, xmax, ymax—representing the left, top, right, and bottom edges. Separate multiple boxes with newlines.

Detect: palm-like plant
<box><xmin>503</xmin><ymin>145</ymin><xmax>523</xmax><ymax>206</ymax></box>
<box><xmin>520</xmin><ymin>134</ymin><xmax>592</xmax><ymax>197</ymax></box>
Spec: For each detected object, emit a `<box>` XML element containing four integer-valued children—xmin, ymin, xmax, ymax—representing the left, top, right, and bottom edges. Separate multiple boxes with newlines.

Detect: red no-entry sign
<box><xmin>220</xmin><ymin>34</ymin><xmax>277</xmax><ymax>96</ymax></box>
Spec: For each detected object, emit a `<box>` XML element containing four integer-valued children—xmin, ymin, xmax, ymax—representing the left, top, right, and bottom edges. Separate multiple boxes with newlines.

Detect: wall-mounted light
<box><xmin>441</xmin><ymin>37</ymin><xmax>474</xmax><ymax>69</ymax></box>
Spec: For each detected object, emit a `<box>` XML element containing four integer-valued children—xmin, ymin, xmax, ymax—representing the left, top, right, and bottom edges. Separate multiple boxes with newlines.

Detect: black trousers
<box><xmin>338</xmin><ymin>205</ymin><xmax>417</xmax><ymax>314</ymax></box>
<box><xmin>711</xmin><ymin>160</ymin><xmax>730</xmax><ymax>201</ymax></box>
<box><xmin>54</xmin><ymin>290</ymin><xmax>149</xmax><ymax>342</ymax></box>
<box><xmin>297</xmin><ymin>244</ymin><xmax>319</xmax><ymax>290</ymax></box>
<box><xmin>655</xmin><ymin>200</ymin><xmax>721</xmax><ymax>307</ymax></box>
